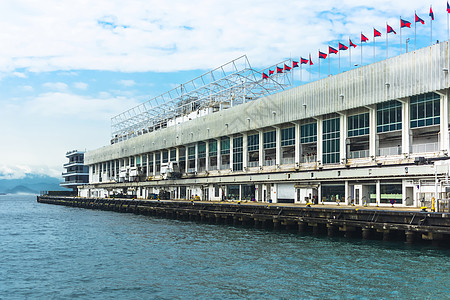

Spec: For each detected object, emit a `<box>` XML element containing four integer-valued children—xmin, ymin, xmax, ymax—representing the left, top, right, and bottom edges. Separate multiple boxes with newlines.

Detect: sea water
<box><xmin>1</xmin><ymin>194</ymin><xmax>449</xmax><ymax>299</ymax></box>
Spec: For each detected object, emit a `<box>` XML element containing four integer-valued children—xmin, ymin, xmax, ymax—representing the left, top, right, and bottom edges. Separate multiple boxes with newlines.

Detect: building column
<box><xmin>216</xmin><ymin>138</ymin><xmax>221</xmax><ymax>169</ymax></box>
<box><xmin>152</xmin><ymin>153</ymin><xmax>156</xmax><ymax>176</ymax></box>
<box><xmin>440</xmin><ymin>91</ymin><xmax>449</xmax><ymax>153</ymax></box>
<box><xmin>345</xmin><ymin>180</ymin><xmax>350</xmax><ymax>205</ymax></box>
<box><xmin>376</xmin><ymin>180</ymin><xmax>381</xmax><ymax>206</ymax></box>
<box><xmin>194</xmin><ymin>143</ymin><xmax>198</xmax><ymax>173</ymax></box>
<box><xmin>315</xmin><ymin>117</ymin><xmax>323</xmax><ymax>165</ymax></box>
<box><xmin>176</xmin><ymin>147</ymin><xmax>180</xmax><ymax>161</ymax></box>
<box><xmin>229</xmin><ymin>136</ymin><xmax>234</xmax><ymax>170</ymax></box>
<box><xmin>258</xmin><ymin>131</ymin><xmax>264</xmax><ymax>168</ymax></box>
<box><xmin>185</xmin><ymin>147</ymin><xmax>189</xmax><ymax>174</ymax></box>
<box><xmin>401</xmin><ymin>99</ymin><xmax>411</xmax><ymax>156</ymax></box>
<box><xmin>275</xmin><ymin>127</ymin><xmax>281</xmax><ymax>167</ymax></box>
<box><xmin>317</xmin><ymin>183</ymin><xmax>322</xmax><ymax>204</ymax></box>
<box><xmin>242</xmin><ymin>132</ymin><xmax>248</xmax><ymax>170</ymax></box>
<box><xmin>295</xmin><ymin>123</ymin><xmax>301</xmax><ymax>166</ymax></box>
<box><xmin>146</xmin><ymin>154</ymin><xmax>149</xmax><ymax>177</ymax></box>
<box><xmin>339</xmin><ymin>112</ymin><xmax>348</xmax><ymax>163</ymax></box>
<box><xmin>368</xmin><ymin>106</ymin><xmax>377</xmax><ymax>158</ymax></box>
<box><xmin>205</xmin><ymin>141</ymin><xmax>210</xmax><ymax>171</ymax></box>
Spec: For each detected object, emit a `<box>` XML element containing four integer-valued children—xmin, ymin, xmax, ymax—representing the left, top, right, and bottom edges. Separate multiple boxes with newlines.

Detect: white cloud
<box><xmin>22</xmin><ymin>85</ymin><xmax>34</xmax><ymax>91</ymax></box>
<box><xmin>119</xmin><ymin>79</ymin><xmax>136</xmax><ymax>87</ymax></box>
<box><xmin>0</xmin><ymin>164</ymin><xmax>61</xmax><ymax>179</ymax></box>
<box><xmin>42</xmin><ymin>82</ymin><xmax>68</xmax><ymax>91</ymax></box>
<box><xmin>74</xmin><ymin>82</ymin><xmax>88</xmax><ymax>90</ymax></box>
<box><xmin>26</xmin><ymin>91</ymin><xmax>139</xmax><ymax>120</ymax></box>
<box><xmin>0</xmin><ymin>165</ymin><xmax>30</xmax><ymax>179</ymax></box>
<box><xmin>13</xmin><ymin>72</ymin><xmax>27</xmax><ymax>78</ymax></box>
<box><xmin>0</xmin><ymin>0</ymin><xmax>440</xmax><ymax>74</ymax></box>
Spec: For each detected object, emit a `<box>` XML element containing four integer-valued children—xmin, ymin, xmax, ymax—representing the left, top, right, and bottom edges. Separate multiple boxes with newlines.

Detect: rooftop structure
<box><xmin>110</xmin><ymin>55</ymin><xmax>293</xmax><ymax>144</ymax></box>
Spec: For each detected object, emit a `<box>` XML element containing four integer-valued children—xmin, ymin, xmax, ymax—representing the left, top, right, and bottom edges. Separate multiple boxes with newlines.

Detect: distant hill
<box><xmin>0</xmin><ymin>174</ymin><xmax>67</xmax><ymax>195</ymax></box>
<box><xmin>5</xmin><ymin>185</ymin><xmax>38</xmax><ymax>195</ymax></box>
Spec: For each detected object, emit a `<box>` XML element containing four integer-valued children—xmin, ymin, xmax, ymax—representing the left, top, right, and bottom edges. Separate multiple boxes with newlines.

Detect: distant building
<box><xmin>61</xmin><ymin>150</ymin><xmax>89</xmax><ymax>191</ymax></box>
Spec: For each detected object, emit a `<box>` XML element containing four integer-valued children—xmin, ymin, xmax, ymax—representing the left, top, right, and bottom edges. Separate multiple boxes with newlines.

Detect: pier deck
<box><xmin>37</xmin><ymin>196</ymin><xmax>450</xmax><ymax>245</ymax></box>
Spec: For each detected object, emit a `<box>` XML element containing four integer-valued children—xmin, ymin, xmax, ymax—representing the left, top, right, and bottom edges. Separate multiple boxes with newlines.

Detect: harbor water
<box><xmin>1</xmin><ymin>195</ymin><xmax>449</xmax><ymax>299</ymax></box>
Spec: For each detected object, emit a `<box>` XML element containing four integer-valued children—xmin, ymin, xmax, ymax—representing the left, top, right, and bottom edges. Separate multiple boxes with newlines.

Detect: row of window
<box><xmin>93</xmin><ymin>93</ymin><xmax>441</xmax><ymax>173</ymax></box>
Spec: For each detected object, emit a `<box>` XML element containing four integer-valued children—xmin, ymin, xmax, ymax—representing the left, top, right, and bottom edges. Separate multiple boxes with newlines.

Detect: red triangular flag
<box><xmin>361</xmin><ymin>33</ymin><xmax>369</xmax><ymax>43</ymax></box>
<box><xmin>374</xmin><ymin>28</ymin><xmax>381</xmax><ymax>37</ymax></box>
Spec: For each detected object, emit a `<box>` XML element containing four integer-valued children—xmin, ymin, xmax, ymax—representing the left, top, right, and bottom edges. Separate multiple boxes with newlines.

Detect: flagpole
<box><xmin>431</xmin><ymin>11</ymin><xmax>433</xmax><ymax>45</ymax></box>
<box><xmin>415</xmin><ymin>10</ymin><xmax>417</xmax><ymax>51</ymax></box>
<box><xmin>361</xmin><ymin>32</ymin><xmax>363</xmax><ymax>66</ymax></box>
<box><xmin>448</xmin><ymin>7</ymin><xmax>449</xmax><ymax>41</ymax></box>
<box><xmin>386</xmin><ymin>22</ymin><xmax>388</xmax><ymax>59</ymax></box>
<box><xmin>400</xmin><ymin>17</ymin><xmax>402</xmax><ymax>54</ymax></box>
<box><xmin>328</xmin><ymin>54</ymin><xmax>330</xmax><ymax>76</ymax></box>
<box><xmin>290</xmin><ymin>57</ymin><xmax>293</xmax><ymax>86</ymax></box>
<box><xmin>300</xmin><ymin>60</ymin><xmax>302</xmax><ymax>84</ymax></box>
<box><xmin>349</xmin><ymin>39</ymin><xmax>352</xmax><ymax>70</ymax></box>
<box><xmin>373</xmin><ymin>28</ymin><xmax>375</xmax><ymax>63</ymax></box>
<box><xmin>338</xmin><ymin>50</ymin><xmax>341</xmax><ymax>73</ymax></box>
<box><xmin>318</xmin><ymin>50</ymin><xmax>321</xmax><ymax>79</ymax></box>
<box><xmin>309</xmin><ymin>54</ymin><xmax>312</xmax><ymax>82</ymax></box>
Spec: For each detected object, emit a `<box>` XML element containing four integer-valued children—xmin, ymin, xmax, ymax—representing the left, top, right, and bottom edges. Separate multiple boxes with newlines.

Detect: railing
<box><xmin>248</xmin><ymin>161</ymin><xmax>259</xmax><ymax>168</ymax></box>
<box><xmin>220</xmin><ymin>164</ymin><xmax>230</xmax><ymax>170</ymax></box>
<box><xmin>349</xmin><ymin>150</ymin><xmax>370</xmax><ymax>159</ymax></box>
<box><xmin>264</xmin><ymin>159</ymin><xmax>276</xmax><ymax>166</ymax></box>
<box><xmin>62</xmin><ymin>171</ymin><xmax>89</xmax><ymax>176</ymax></box>
<box><xmin>60</xmin><ymin>180</ymin><xmax>88</xmax><ymax>185</ymax></box>
<box><xmin>300</xmin><ymin>155</ymin><xmax>317</xmax><ymax>164</ymax></box>
<box><xmin>63</xmin><ymin>161</ymin><xmax>84</xmax><ymax>167</ymax></box>
<box><xmin>281</xmin><ymin>157</ymin><xmax>295</xmax><ymax>165</ymax></box>
<box><xmin>410</xmin><ymin>142</ymin><xmax>439</xmax><ymax>153</ymax></box>
<box><xmin>377</xmin><ymin>146</ymin><xmax>401</xmax><ymax>156</ymax></box>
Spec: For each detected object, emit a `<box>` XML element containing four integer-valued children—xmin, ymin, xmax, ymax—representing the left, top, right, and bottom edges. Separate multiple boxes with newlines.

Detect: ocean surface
<box><xmin>1</xmin><ymin>194</ymin><xmax>449</xmax><ymax>299</ymax></box>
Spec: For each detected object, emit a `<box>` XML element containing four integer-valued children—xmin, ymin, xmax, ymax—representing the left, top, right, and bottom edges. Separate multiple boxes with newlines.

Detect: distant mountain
<box><xmin>5</xmin><ymin>185</ymin><xmax>38</xmax><ymax>195</ymax></box>
<box><xmin>0</xmin><ymin>174</ymin><xmax>67</xmax><ymax>195</ymax></box>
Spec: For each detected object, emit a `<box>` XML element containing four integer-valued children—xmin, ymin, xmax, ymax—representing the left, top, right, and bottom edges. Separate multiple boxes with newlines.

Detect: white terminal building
<box><xmin>79</xmin><ymin>43</ymin><xmax>450</xmax><ymax>207</ymax></box>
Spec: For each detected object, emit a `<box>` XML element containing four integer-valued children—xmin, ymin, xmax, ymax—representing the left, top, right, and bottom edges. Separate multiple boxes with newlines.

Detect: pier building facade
<box><xmin>79</xmin><ymin>43</ymin><xmax>450</xmax><ymax>208</ymax></box>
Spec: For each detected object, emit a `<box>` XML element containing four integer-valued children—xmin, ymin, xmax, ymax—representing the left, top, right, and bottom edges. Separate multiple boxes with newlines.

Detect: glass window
<box><xmin>248</xmin><ymin>134</ymin><xmax>259</xmax><ymax>152</ymax></box>
<box><xmin>348</xmin><ymin>113</ymin><xmax>369</xmax><ymax>137</ymax></box>
<box><xmin>281</xmin><ymin>127</ymin><xmax>295</xmax><ymax>146</ymax></box>
<box><xmin>233</xmin><ymin>136</ymin><xmax>243</xmax><ymax>171</ymax></box>
<box><xmin>377</xmin><ymin>100</ymin><xmax>402</xmax><ymax>133</ymax></box>
<box><xmin>221</xmin><ymin>137</ymin><xmax>230</xmax><ymax>155</ymax></box>
<box><xmin>170</xmin><ymin>149</ymin><xmax>176</xmax><ymax>161</ymax></box>
<box><xmin>301</xmin><ymin>123</ymin><xmax>317</xmax><ymax>144</ymax></box>
<box><xmin>410</xmin><ymin>92</ymin><xmax>440</xmax><ymax>128</ymax></box>
<box><xmin>323</xmin><ymin>117</ymin><xmax>340</xmax><ymax>164</ymax></box>
<box><xmin>209</xmin><ymin>140</ymin><xmax>217</xmax><ymax>156</ymax></box>
<box><xmin>188</xmin><ymin>146</ymin><xmax>195</xmax><ymax>160</ymax></box>
<box><xmin>263</xmin><ymin>130</ymin><xmax>276</xmax><ymax>149</ymax></box>
<box><xmin>162</xmin><ymin>150</ymin><xmax>168</xmax><ymax>163</ymax></box>
<box><xmin>198</xmin><ymin>142</ymin><xmax>206</xmax><ymax>159</ymax></box>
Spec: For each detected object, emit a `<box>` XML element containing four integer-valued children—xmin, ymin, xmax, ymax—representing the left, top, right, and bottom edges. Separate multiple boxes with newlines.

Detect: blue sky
<box><xmin>0</xmin><ymin>0</ymin><xmax>447</xmax><ymax>179</ymax></box>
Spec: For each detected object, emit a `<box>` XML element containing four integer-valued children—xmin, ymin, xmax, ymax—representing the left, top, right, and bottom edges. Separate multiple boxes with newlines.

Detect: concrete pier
<box><xmin>37</xmin><ymin>196</ymin><xmax>450</xmax><ymax>245</ymax></box>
